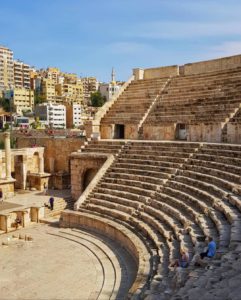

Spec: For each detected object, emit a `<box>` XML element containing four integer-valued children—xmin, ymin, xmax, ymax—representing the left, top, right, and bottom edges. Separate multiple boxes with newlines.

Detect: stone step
<box><xmin>108</xmin><ymin>167</ymin><xmax>172</xmax><ymax>180</ymax></box>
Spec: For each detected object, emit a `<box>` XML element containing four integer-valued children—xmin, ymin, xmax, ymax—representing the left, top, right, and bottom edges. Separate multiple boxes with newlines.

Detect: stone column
<box><xmin>22</xmin><ymin>156</ymin><xmax>28</xmax><ymax>190</ymax></box>
<box><xmin>4</xmin><ymin>132</ymin><xmax>12</xmax><ymax>180</ymax></box>
<box><xmin>39</xmin><ymin>155</ymin><xmax>44</xmax><ymax>174</ymax></box>
<box><xmin>0</xmin><ymin>151</ymin><xmax>3</xmax><ymax>179</ymax></box>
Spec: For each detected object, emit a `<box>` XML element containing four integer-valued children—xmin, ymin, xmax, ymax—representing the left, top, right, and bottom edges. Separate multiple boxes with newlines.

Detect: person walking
<box><xmin>0</xmin><ymin>190</ymin><xmax>3</xmax><ymax>204</ymax></box>
<box><xmin>49</xmin><ymin>197</ymin><xmax>54</xmax><ymax>210</ymax></box>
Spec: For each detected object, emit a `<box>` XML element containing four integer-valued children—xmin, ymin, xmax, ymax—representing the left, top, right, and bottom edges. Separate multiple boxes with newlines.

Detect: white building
<box><xmin>35</xmin><ymin>103</ymin><xmax>66</xmax><ymax>129</ymax></box>
<box><xmin>65</xmin><ymin>103</ymin><xmax>82</xmax><ymax>128</ymax></box>
<box><xmin>99</xmin><ymin>68</ymin><xmax>121</xmax><ymax>101</ymax></box>
<box><xmin>99</xmin><ymin>83</ymin><xmax>121</xmax><ymax>101</ymax></box>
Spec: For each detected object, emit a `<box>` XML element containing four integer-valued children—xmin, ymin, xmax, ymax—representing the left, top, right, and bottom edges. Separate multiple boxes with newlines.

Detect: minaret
<box><xmin>111</xmin><ymin>67</ymin><xmax>116</xmax><ymax>84</ymax></box>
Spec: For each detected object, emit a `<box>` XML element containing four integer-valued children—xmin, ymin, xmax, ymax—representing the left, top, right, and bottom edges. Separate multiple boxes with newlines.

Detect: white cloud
<box><xmin>125</xmin><ymin>21</ymin><xmax>241</xmax><ymax>40</ymax></box>
<box><xmin>207</xmin><ymin>41</ymin><xmax>241</xmax><ymax>58</ymax></box>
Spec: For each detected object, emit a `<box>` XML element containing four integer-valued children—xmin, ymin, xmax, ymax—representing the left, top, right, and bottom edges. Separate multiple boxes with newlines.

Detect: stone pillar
<box><xmin>4</xmin><ymin>132</ymin><xmax>12</xmax><ymax>180</ymax></box>
<box><xmin>39</xmin><ymin>155</ymin><xmax>44</xmax><ymax>174</ymax></box>
<box><xmin>133</xmin><ymin>68</ymin><xmax>144</xmax><ymax>80</ymax></box>
<box><xmin>22</xmin><ymin>156</ymin><xmax>28</xmax><ymax>190</ymax></box>
<box><xmin>0</xmin><ymin>151</ymin><xmax>3</xmax><ymax>179</ymax></box>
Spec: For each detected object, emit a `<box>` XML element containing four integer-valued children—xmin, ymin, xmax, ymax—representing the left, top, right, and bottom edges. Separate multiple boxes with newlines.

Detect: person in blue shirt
<box><xmin>200</xmin><ymin>237</ymin><xmax>216</xmax><ymax>259</ymax></box>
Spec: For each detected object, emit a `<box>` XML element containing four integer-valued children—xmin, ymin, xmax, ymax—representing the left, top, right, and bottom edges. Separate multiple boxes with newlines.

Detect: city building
<box><xmin>35</xmin><ymin>102</ymin><xmax>66</xmax><ymax>128</ymax></box>
<box><xmin>81</xmin><ymin>77</ymin><xmax>98</xmax><ymax>104</ymax></box>
<box><xmin>4</xmin><ymin>87</ymin><xmax>34</xmax><ymax>115</ymax></box>
<box><xmin>45</xmin><ymin>67</ymin><xmax>60</xmax><ymax>84</ymax></box>
<box><xmin>30</xmin><ymin>68</ymin><xmax>42</xmax><ymax>91</ymax></box>
<box><xmin>99</xmin><ymin>68</ymin><xmax>121</xmax><ymax>101</ymax></box>
<box><xmin>14</xmin><ymin>60</ymin><xmax>31</xmax><ymax>89</ymax></box>
<box><xmin>65</xmin><ymin>103</ymin><xmax>82</xmax><ymax>128</ymax></box>
<box><xmin>0</xmin><ymin>46</ymin><xmax>14</xmax><ymax>92</ymax></box>
<box><xmin>55</xmin><ymin>82</ymin><xmax>83</xmax><ymax>105</ymax></box>
<box><xmin>41</xmin><ymin>78</ymin><xmax>56</xmax><ymax>101</ymax></box>
<box><xmin>62</xmin><ymin>73</ymin><xmax>78</xmax><ymax>84</ymax></box>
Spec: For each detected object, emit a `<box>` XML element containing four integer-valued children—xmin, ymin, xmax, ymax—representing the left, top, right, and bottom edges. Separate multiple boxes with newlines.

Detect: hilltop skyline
<box><xmin>1</xmin><ymin>0</ymin><xmax>241</xmax><ymax>81</ymax></box>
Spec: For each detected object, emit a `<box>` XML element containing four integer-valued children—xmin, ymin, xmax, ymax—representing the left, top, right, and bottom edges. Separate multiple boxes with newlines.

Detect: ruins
<box><xmin>1</xmin><ymin>54</ymin><xmax>241</xmax><ymax>299</ymax></box>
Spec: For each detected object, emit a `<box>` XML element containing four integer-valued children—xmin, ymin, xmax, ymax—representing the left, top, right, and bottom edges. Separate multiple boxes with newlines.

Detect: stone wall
<box><xmin>183</xmin><ymin>54</ymin><xmax>241</xmax><ymax>75</ymax></box>
<box><xmin>16</xmin><ymin>137</ymin><xmax>85</xmax><ymax>174</ymax></box>
<box><xmin>70</xmin><ymin>152</ymin><xmax>108</xmax><ymax>200</ymax></box>
<box><xmin>100</xmin><ymin>124</ymin><xmax>113</xmax><ymax>139</ymax></box>
<box><xmin>143</xmin><ymin>65</ymin><xmax>179</xmax><ymax>79</ymax></box>
<box><xmin>125</xmin><ymin>124</ymin><xmax>139</xmax><ymax>139</ymax></box>
<box><xmin>188</xmin><ymin>123</ymin><xmax>222</xmax><ymax>142</ymax></box>
<box><xmin>0</xmin><ymin>181</ymin><xmax>15</xmax><ymax>198</ymax></box>
<box><xmin>227</xmin><ymin>123</ymin><xmax>241</xmax><ymax>144</ymax></box>
<box><xmin>142</xmin><ymin>124</ymin><xmax>176</xmax><ymax>140</ymax></box>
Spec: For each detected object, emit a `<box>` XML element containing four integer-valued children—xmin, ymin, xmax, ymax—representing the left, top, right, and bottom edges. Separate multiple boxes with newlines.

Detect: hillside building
<box><xmin>35</xmin><ymin>102</ymin><xmax>66</xmax><ymax>128</ymax></box>
<box><xmin>0</xmin><ymin>46</ymin><xmax>14</xmax><ymax>92</ymax></box>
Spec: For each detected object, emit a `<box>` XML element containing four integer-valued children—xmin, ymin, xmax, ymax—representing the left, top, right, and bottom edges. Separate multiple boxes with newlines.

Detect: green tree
<box><xmin>0</xmin><ymin>97</ymin><xmax>11</xmax><ymax>112</ymax></box>
<box><xmin>34</xmin><ymin>91</ymin><xmax>45</xmax><ymax>105</ymax></box>
<box><xmin>90</xmin><ymin>92</ymin><xmax>106</xmax><ymax>107</ymax></box>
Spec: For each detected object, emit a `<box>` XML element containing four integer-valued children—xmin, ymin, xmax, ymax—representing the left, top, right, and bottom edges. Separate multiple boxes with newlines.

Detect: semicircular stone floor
<box><xmin>0</xmin><ymin>224</ymin><xmax>137</xmax><ymax>300</ymax></box>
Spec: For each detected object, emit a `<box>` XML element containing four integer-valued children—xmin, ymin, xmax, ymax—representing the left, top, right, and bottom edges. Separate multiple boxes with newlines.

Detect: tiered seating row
<box><xmin>144</xmin><ymin>67</ymin><xmax>241</xmax><ymax>125</ymax></box>
<box><xmin>77</xmin><ymin>140</ymin><xmax>241</xmax><ymax>290</ymax></box>
<box><xmin>101</xmin><ymin>78</ymin><xmax>169</xmax><ymax>124</ymax></box>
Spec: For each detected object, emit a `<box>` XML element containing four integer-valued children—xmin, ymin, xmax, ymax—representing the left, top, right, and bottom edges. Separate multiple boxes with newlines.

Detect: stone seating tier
<box><xmin>80</xmin><ymin>140</ymin><xmax>126</xmax><ymax>154</ymax></box>
<box><xmin>76</xmin><ymin>140</ymin><xmax>241</xmax><ymax>296</ymax></box>
<box><xmin>143</xmin><ymin>67</ymin><xmax>241</xmax><ymax>126</ymax></box>
<box><xmin>101</xmin><ymin>78</ymin><xmax>169</xmax><ymax>125</ymax></box>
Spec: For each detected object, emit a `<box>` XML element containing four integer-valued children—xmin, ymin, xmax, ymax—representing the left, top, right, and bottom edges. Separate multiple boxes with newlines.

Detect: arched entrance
<box><xmin>83</xmin><ymin>168</ymin><xmax>98</xmax><ymax>191</ymax></box>
<box><xmin>33</xmin><ymin>152</ymin><xmax>40</xmax><ymax>173</ymax></box>
<box><xmin>176</xmin><ymin>123</ymin><xmax>187</xmax><ymax>140</ymax></box>
<box><xmin>13</xmin><ymin>155</ymin><xmax>24</xmax><ymax>189</ymax></box>
<box><xmin>114</xmin><ymin>124</ymin><xmax>125</xmax><ymax>139</ymax></box>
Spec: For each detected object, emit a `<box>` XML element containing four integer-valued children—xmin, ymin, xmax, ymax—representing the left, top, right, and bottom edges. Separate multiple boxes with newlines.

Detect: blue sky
<box><xmin>1</xmin><ymin>0</ymin><xmax>241</xmax><ymax>82</ymax></box>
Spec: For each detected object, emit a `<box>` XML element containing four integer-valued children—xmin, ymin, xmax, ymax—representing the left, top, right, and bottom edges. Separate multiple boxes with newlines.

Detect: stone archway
<box><xmin>33</xmin><ymin>152</ymin><xmax>40</xmax><ymax>173</ymax></box>
<box><xmin>13</xmin><ymin>155</ymin><xmax>24</xmax><ymax>189</ymax></box>
<box><xmin>83</xmin><ymin>168</ymin><xmax>98</xmax><ymax>191</ymax></box>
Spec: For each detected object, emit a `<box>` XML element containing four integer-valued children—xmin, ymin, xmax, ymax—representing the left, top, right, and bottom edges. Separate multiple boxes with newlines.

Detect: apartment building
<box><xmin>0</xmin><ymin>46</ymin><xmax>14</xmax><ymax>92</ymax></box>
<box><xmin>35</xmin><ymin>102</ymin><xmax>66</xmax><ymax>128</ymax></box>
<box><xmin>14</xmin><ymin>60</ymin><xmax>31</xmax><ymax>89</ymax></box>
<box><xmin>41</xmin><ymin>78</ymin><xmax>56</xmax><ymax>101</ymax></box>
<box><xmin>81</xmin><ymin>77</ymin><xmax>98</xmax><ymax>104</ymax></box>
<box><xmin>4</xmin><ymin>87</ymin><xmax>34</xmax><ymax>114</ymax></box>
<box><xmin>46</xmin><ymin>67</ymin><xmax>60</xmax><ymax>84</ymax></box>
<box><xmin>55</xmin><ymin>82</ymin><xmax>83</xmax><ymax>105</ymax></box>
<box><xmin>65</xmin><ymin>103</ymin><xmax>82</xmax><ymax>128</ymax></box>
<box><xmin>62</xmin><ymin>73</ymin><xmax>78</xmax><ymax>84</ymax></box>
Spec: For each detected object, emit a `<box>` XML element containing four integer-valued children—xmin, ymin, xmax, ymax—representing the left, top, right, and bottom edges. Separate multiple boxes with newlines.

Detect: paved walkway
<box><xmin>0</xmin><ymin>223</ymin><xmax>136</xmax><ymax>300</ymax></box>
<box><xmin>0</xmin><ymin>189</ymin><xmax>71</xmax><ymax>213</ymax></box>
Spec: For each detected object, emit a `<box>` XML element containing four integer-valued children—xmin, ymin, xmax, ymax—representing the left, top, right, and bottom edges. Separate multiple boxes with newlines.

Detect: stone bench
<box><xmin>189</xmin><ymin>157</ymin><xmax>241</xmax><ymax>176</ymax></box>
<box><xmin>193</xmin><ymin>153</ymin><xmax>241</xmax><ymax>168</ymax></box>
<box><xmin>117</xmin><ymin>157</ymin><xmax>181</xmax><ymax>169</ymax></box>
<box><xmin>99</xmin><ymin>181</ymin><xmax>154</xmax><ymax>198</ymax></box>
<box><xmin>109</xmin><ymin>166</ymin><xmax>171</xmax><ymax>180</ymax></box>
<box><xmin>106</xmin><ymin>171</ymin><xmax>165</xmax><ymax>185</ymax></box>
<box><xmin>103</xmin><ymin>176</ymin><xmax>159</xmax><ymax>191</ymax></box>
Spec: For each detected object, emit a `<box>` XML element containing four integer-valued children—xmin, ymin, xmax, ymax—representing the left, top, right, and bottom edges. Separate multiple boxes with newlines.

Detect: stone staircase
<box><xmin>43</xmin><ymin>195</ymin><xmax>75</xmax><ymax>219</ymax></box>
<box><xmin>138</xmin><ymin>77</ymin><xmax>172</xmax><ymax>139</ymax></box>
<box><xmin>101</xmin><ymin>78</ymin><xmax>169</xmax><ymax>125</ymax></box>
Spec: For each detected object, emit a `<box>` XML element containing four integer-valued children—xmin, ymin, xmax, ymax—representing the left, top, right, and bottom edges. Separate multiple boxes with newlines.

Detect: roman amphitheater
<box><xmin>1</xmin><ymin>54</ymin><xmax>241</xmax><ymax>300</ymax></box>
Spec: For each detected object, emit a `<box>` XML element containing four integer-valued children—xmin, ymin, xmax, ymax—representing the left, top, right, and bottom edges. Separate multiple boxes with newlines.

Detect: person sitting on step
<box><xmin>200</xmin><ymin>236</ymin><xmax>216</xmax><ymax>259</ymax></box>
<box><xmin>194</xmin><ymin>236</ymin><xmax>216</xmax><ymax>267</ymax></box>
<box><xmin>170</xmin><ymin>247</ymin><xmax>189</xmax><ymax>269</ymax></box>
